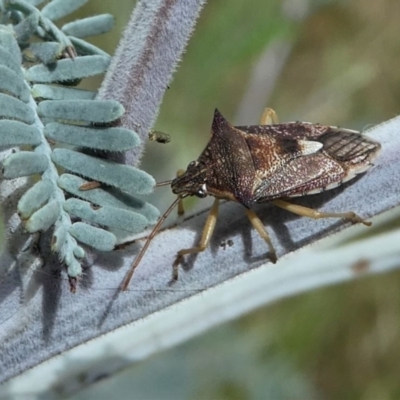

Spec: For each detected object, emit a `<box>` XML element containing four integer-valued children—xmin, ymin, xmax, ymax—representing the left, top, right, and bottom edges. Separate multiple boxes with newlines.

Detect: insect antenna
<box><xmin>155</xmin><ymin>180</ymin><xmax>173</xmax><ymax>187</ymax></box>
<box><xmin>121</xmin><ymin>195</ymin><xmax>183</xmax><ymax>291</ymax></box>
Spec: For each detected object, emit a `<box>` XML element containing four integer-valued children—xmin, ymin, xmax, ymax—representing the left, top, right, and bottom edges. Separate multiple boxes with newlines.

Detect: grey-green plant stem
<box><xmin>97</xmin><ymin>0</ymin><xmax>208</xmax><ymax>165</ymax></box>
<box><xmin>3</xmin><ymin>210</ymin><xmax>400</xmax><ymax>397</ymax></box>
<box><xmin>1</xmin><ymin>116</ymin><xmax>400</xmax><ymax>386</ymax></box>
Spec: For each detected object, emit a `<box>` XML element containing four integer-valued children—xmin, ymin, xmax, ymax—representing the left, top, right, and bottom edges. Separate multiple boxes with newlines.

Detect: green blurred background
<box><xmin>10</xmin><ymin>0</ymin><xmax>400</xmax><ymax>398</ymax></box>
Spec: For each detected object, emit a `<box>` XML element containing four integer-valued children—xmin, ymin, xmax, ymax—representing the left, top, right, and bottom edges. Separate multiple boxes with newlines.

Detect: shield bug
<box><xmin>121</xmin><ymin>108</ymin><xmax>381</xmax><ymax>290</ymax></box>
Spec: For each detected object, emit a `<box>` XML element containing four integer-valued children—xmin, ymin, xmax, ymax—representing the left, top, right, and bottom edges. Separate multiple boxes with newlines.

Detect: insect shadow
<box><xmin>176</xmin><ymin>176</ymin><xmax>361</xmax><ymax>275</ymax></box>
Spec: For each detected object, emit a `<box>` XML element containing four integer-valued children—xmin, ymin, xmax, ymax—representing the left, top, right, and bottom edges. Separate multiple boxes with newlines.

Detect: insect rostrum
<box><xmin>121</xmin><ymin>109</ymin><xmax>381</xmax><ymax>291</ymax></box>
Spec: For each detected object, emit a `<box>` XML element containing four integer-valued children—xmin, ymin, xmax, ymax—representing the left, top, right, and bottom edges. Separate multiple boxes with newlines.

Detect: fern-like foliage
<box><xmin>0</xmin><ymin>0</ymin><xmax>159</xmax><ymax>291</ymax></box>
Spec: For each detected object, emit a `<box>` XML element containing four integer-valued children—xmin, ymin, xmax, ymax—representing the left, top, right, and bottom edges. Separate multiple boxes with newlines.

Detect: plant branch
<box><xmin>1</xmin><ymin>115</ymin><xmax>400</xmax><ymax>387</ymax></box>
<box><xmin>97</xmin><ymin>0</ymin><xmax>207</xmax><ymax>165</ymax></box>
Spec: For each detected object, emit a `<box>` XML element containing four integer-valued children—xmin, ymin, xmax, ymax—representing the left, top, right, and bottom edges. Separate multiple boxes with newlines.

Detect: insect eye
<box><xmin>197</xmin><ymin>183</ymin><xmax>207</xmax><ymax>198</ymax></box>
<box><xmin>188</xmin><ymin>161</ymin><xmax>198</xmax><ymax>168</ymax></box>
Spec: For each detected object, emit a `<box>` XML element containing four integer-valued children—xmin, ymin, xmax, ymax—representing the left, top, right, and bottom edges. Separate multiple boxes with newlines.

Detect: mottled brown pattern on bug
<box><xmin>171</xmin><ymin>109</ymin><xmax>381</xmax><ymax>208</ymax></box>
<box><xmin>236</xmin><ymin>121</ymin><xmax>331</xmax><ymax>139</ymax></box>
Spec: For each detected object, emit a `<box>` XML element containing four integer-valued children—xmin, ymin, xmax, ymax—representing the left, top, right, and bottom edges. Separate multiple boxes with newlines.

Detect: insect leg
<box><xmin>260</xmin><ymin>107</ymin><xmax>279</xmax><ymax>125</ymax></box>
<box><xmin>121</xmin><ymin>197</ymin><xmax>181</xmax><ymax>291</ymax></box>
<box><xmin>173</xmin><ymin>198</ymin><xmax>220</xmax><ymax>280</ymax></box>
<box><xmin>176</xmin><ymin>169</ymin><xmax>186</xmax><ymax>216</ymax></box>
<box><xmin>245</xmin><ymin>209</ymin><xmax>277</xmax><ymax>263</ymax></box>
<box><xmin>271</xmin><ymin>199</ymin><xmax>371</xmax><ymax>226</ymax></box>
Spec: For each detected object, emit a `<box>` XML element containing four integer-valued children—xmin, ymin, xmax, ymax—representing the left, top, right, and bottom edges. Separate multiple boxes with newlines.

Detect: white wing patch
<box><xmin>298</xmin><ymin>140</ymin><xmax>323</xmax><ymax>156</ymax></box>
